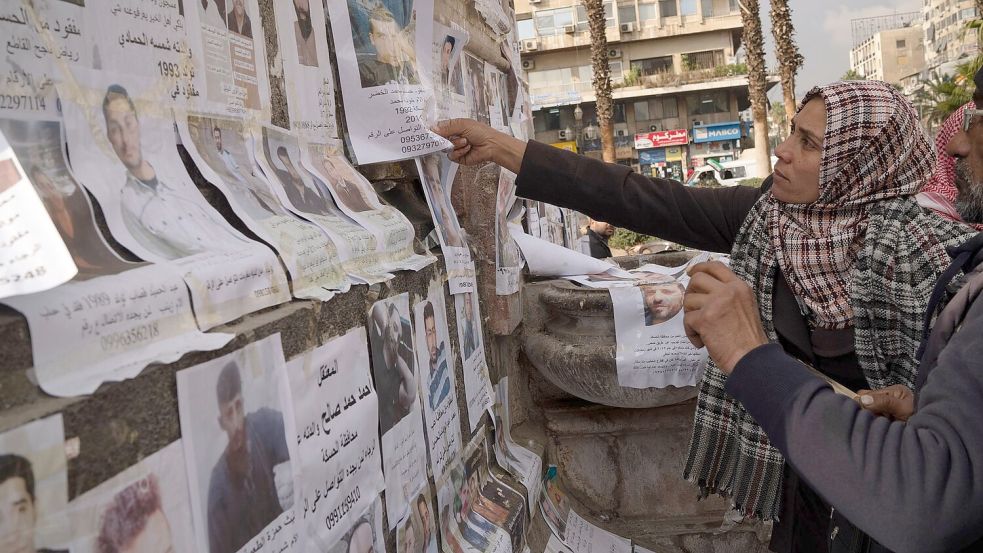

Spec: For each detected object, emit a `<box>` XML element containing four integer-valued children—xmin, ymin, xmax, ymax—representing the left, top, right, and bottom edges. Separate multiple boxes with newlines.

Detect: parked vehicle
<box><xmin>685</xmin><ymin>157</ymin><xmax>777</xmax><ymax>187</ymax></box>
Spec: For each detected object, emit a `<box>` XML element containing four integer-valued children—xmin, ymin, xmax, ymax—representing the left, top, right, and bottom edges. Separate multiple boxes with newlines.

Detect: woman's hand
<box><xmin>857</xmin><ymin>384</ymin><xmax>914</xmax><ymax>421</ymax></box>
<box><xmin>432</xmin><ymin>119</ymin><xmax>527</xmax><ymax>173</ymax></box>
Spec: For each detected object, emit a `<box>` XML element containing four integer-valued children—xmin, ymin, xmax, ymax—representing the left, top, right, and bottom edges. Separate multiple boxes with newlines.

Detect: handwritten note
<box><xmin>0</xmin><ymin>130</ymin><xmax>75</xmax><ymax>298</ymax></box>
<box><xmin>286</xmin><ymin>328</ymin><xmax>385</xmax><ymax>551</ymax></box>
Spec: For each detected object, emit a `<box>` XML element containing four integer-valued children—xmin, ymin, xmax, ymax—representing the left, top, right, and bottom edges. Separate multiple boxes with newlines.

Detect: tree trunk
<box><xmin>584</xmin><ymin>0</ymin><xmax>615</xmax><ymax>162</ymax></box>
<box><xmin>770</xmin><ymin>0</ymin><xmax>802</xmax><ymax>133</ymax></box>
<box><xmin>740</xmin><ymin>0</ymin><xmax>772</xmax><ymax>175</ymax></box>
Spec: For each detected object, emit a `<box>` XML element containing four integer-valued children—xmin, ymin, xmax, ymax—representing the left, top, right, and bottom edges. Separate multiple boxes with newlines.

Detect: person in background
<box><xmin>585</xmin><ymin>219</ymin><xmax>615</xmax><ymax>258</ymax></box>
<box><xmin>918</xmin><ymin>97</ymin><xmax>983</xmax><ymax>231</ymax></box>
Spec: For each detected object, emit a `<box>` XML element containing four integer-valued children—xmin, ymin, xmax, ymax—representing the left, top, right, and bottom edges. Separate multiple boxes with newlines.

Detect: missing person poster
<box><xmin>608</xmin><ymin>275</ymin><xmax>707</xmax><ymax>389</ymax></box>
<box><xmin>396</xmin><ymin>487</ymin><xmax>440</xmax><ymax>553</ymax></box>
<box><xmin>178</xmin><ymin>113</ymin><xmax>351</xmax><ymax>299</ymax></box>
<box><xmin>495</xmin><ymin>170</ymin><xmax>521</xmax><ymax>296</ymax></box>
<box><xmin>416</xmin><ymin>153</ymin><xmax>475</xmax><ymax>294</ymax></box>
<box><xmin>430</xmin><ymin>22</ymin><xmax>468</xmax><ymax>119</ymax></box>
<box><xmin>325</xmin><ymin>0</ymin><xmax>450</xmax><ymax>164</ymax></box>
<box><xmin>60</xmin><ymin>67</ymin><xmax>290</xmax><ymax>329</ymax></box>
<box><xmin>272</xmin><ymin>0</ymin><xmax>337</xmax><ymax>139</ymax></box>
<box><xmin>303</xmin><ymin>142</ymin><xmax>434</xmax><ymax>273</ymax></box>
<box><xmin>66</xmin><ymin>441</ymin><xmax>195</xmax><ymax>553</ymax></box>
<box><xmin>177</xmin><ymin>334</ymin><xmax>300</xmax><ymax>553</ymax></box>
<box><xmin>0</xmin><ymin>1</ymin><xmax>88</xmax><ymax>118</ymax></box>
<box><xmin>0</xmin><ymin>116</ymin><xmax>231</xmax><ymax>397</ymax></box>
<box><xmin>0</xmin><ymin>125</ymin><xmax>76</xmax><ymax>298</ymax></box>
<box><xmin>492</xmin><ymin>379</ymin><xmax>542</xmax><ymax>513</ymax></box>
<box><xmin>464</xmin><ymin>53</ymin><xmax>490</xmax><ymax>126</ymax></box>
<box><xmin>413</xmin><ymin>280</ymin><xmax>463</xmax><ymax>480</ymax></box>
<box><xmin>454</xmin><ymin>289</ymin><xmax>494</xmax><ymax>431</ymax></box>
<box><xmin>540</xmin><ymin>475</ymin><xmax>630</xmax><ymax>553</ymax></box>
<box><xmin>254</xmin><ymin>125</ymin><xmax>391</xmax><ymax>284</ymax></box>
<box><xmin>325</xmin><ymin>496</ymin><xmax>387</xmax><ymax>553</ymax></box>
<box><xmin>367</xmin><ymin>294</ymin><xmax>429</xmax><ymax>528</ymax></box>
<box><xmin>184</xmin><ymin>0</ymin><xmax>270</xmax><ymax>115</ymax></box>
<box><xmin>286</xmin><ymin>328</ymin><xmax>386</xmax><ymax>551</ymax></box>
<box><xmin>0</xmin><ymin>414</ymin><xmax>69</xmax><ymax>552</ymax></box>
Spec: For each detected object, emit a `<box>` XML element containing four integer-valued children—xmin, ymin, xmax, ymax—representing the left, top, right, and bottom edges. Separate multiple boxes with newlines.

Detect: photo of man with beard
<box><xmin>369</xmin><ymin>299</ymin><xmax>417</xmax><ymax>435</ymax></box>
<box><xmin>206</xmin><ymin>361</ymin><xmax>293</xmax><ymax>553</ymax></box>
<box><xmin>640</xmin><ymin>281</ymin><xmax>685</xmax><ymax>326</ymax></box>
<box><xmin>294</xmin><ymin>0</ymin><xmax>318</xmax><ymax>66</ymax></box>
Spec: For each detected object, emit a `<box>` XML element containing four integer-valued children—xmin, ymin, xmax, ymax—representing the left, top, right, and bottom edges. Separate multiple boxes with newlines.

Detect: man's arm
<box><xmin>515</xmin><ymin>141</ymin><xmax>764</xmax><ymax>253</ymax></box>
<box><xmin>725</xmin><ymin>300</ymin><xmax>983</xmax><ymax>553</ymax></box>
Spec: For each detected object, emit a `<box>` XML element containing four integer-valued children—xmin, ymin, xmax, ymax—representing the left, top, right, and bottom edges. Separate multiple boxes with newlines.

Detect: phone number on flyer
<box><xmin>0</xmin><ymin>94</ymin><xmax>46</xmax><ymax>112</ymax></box>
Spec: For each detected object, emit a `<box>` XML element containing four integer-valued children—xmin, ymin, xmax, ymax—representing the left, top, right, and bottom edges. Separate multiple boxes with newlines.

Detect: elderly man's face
<box><xmin>643</xmin><ymin>282</ymin><xmax>685</xmax><ymax>323</ymax></box>
<box><xmin>0</xmin><ymin>476</ymin><xmax>36</xmax><ymax>553</ymax></box>
<box><xmin>119</xmin><ymin>509</ymin><xmax>175</xmax><ymax>553</ymax></box>
<box><xmin>105</xmin><ymin>97</ymin><xmax>143</xmax><ymax>172</ymax></box>
<box><xmin>947</xmin><ymin>97</ymin><xmax>983</xmax><ymax>224</ymax></box>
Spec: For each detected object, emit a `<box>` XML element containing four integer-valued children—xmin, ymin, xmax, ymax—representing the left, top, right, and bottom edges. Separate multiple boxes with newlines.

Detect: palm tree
<box><xmin>841</xmin><ymin>69</ymin><xmax>863</xmax><ymax>81</ymax></box>
<box><xmin>584</xmin><ymin>0</ymin><xmax>616</xmax><ymax>162</ymax></box>
<box><xmin>769</xmin><ymin>0</ymin><xmax>802</xmax><ymax>134</ymax></box>
<box><xmin>914</xmin><ymin>72</ymin><xmax>972</xmax><ymax>132</ymax></box>
<box><xmin>739</xmin><ymin>0</ymin><xmax>771</xmax><ymax>175</ymax></box>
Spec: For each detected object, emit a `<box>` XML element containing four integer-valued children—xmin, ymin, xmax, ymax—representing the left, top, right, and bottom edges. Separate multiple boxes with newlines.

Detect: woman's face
<box><xmin>772</xmin><ymin>98</ymin><xmax>825</xmax><ymax>204</ymax></box>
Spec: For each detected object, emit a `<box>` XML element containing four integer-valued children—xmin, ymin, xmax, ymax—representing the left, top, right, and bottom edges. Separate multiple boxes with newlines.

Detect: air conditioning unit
<box><xmin>607</xmin><ymin>48</ymin><xmax>622</xmax><ymax>58</ymax></box>
<box><xmin>521</xmin><ymin>59</ymin><xmax>535</xmax><ymax>70</ymax></box>
<box><xmin>692</xmin><ymin>120</ymin><xmax>704</xmax><ymax>127</ymax></box>
<box><xmin>558</xmin><ymin>129</ymin><xmax>570</xmax><ymax>140</ymax></box>
<box><xmin>564</xmin><ymin>24</ymin><xmax>576</xmax><ymax>33</ymax></box>
<box><xmin>523</xmin><ymin>39</ymin><xmax>540</xmax><ymax>51</ymax></box>
<box><xmin>616</xmin><ymin>129</ymin><xmax>627</xmax><ymax>137</ymax></box>
<box><xmin>649</xmin><ymin>124</ymin><xmax>659</xmax><ymax>132</ymax></box>
<box><xmin>620</xmin><ymin>22</ymin><xmax>634</xmax><ymax>33</ymax></box>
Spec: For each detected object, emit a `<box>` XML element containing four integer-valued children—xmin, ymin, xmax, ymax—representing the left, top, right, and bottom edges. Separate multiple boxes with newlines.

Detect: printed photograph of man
<box><xmin>420</xmin><ymin>155</ymin><xmax>465</xmax><ymax>248</ymax></box>
<box><xmin>457</xmin><ymin>292</ymin><xmax>479</xmax><ymax>360</ymax></box>
<box><xmin>439</xmin><ymin>35</ymin><xmax>464</xmax><ymax>95</ymax></box>
<box><xmin>439</xmin><ymin>506</ymin><xmax>466</xmax><ymax>553</ymax></box>
<box><xmin>202</xmin><ymin>125</ymin><xmax>281</xmax><ymax>221</ymax></box>
<box><xmin>466</xmin><ymin>55</ymin><xmax>489</xmax><ymax>125</ymax></box>
<box><xmin>415</xmin><ymin>494</ymin><xmax>438</xmax><ymax>553</ymax></box>
<box><xmin>343</xmin><ymin>515</ymin><xmax>376</xmax><ymax>553</ymax></box>
<box><xmin>0</xmin><ymin>455</ymin><xmax>66</xmax><ymax>553</ymax></box>
<box><xmin>369</xmin><ymin>298</ymin><xmax>417</xmax><ymax>435</ymax></box>
<box><xmin>421</xmin><ymin>301</ymin><xmax>451</xmax><ymax>411</ymax></box>
<box><xmin>396</xmin><ymin>515</ymin><xmax>418</xmax><ymax>553</ymax></box>
<box><xmin>318</xmin><ymin>155</ymin><xmax>375</xmax><ymax>213</ymax></box>
<box><xmin>226</xmin><ymin>0</ymin><xmax>252</xmax><ymax>37</ymax></box>
<box><xmin>101</xmin><ymin>84</ymin><xmax>245</xmax><ymax>260</ymax></box>
<box><xmin>294</xmin><ymin>0</ymin><xmax>318</xmax><ymax>66</ymax></box>
<box><xmin>273</xmin><ymin>145</ymin><xmax>324</xmax><ymax>214</ymax></box>
<box><xmin>206</xmin><ymin>361</ymin><xmax>292</xmax><ymax>553</ymax></box>
<box><xmin>96</xmin><ymin>475</ymin><xmax>174</xmax><ymax>553</ymax></box>
<box><xmin>198</xmin><ymin>0</ymin><xmax>227</xmax><ymax>29</ymax></box>
<box><xmin>350</xmin><ymin>0</ymin><xmax>419</xmax><ymax>87</ymax></box>
<box><xmin>640</xmin><ymin>281</ymin><xmax>685</xmax><ymax>326</ymax></box>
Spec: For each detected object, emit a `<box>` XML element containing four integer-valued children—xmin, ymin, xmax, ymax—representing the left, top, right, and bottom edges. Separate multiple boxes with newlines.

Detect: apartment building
<box><xmin>849</xmin><ymin>26</ymin><xmax>926</xmax><ymax>85</ymax></box>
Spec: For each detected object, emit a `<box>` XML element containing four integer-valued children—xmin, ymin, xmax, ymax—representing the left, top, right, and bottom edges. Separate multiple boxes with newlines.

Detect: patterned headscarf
<box><xmin>684</xmin><ymin>80</ymin><xmax>975</xmax><ymax>520</ymax></box>
<box><xmin>770</xmin><ymin>81</ymin><xmax>935</xmax><ymax>329</ymax></box>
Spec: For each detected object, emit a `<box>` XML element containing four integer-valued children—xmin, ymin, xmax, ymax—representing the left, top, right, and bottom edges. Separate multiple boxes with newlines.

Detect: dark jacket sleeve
<box><xmin>724</xmin><ymin>298</ymin><xmax>983</xmax><ymax>553</ymax></box>
<box><xmin>514</xmin><ymin>141</ymin><xmax>764</xmax><ymax>253</ymax></box>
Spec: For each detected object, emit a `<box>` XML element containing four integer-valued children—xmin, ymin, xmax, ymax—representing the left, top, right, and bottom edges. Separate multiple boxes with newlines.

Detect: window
<box><xmin>896</xmin><ymin>39</ymin><xmax>907</xmax><ymax>48</ymax></box>
<box><xmin>686</xmin><ymin>91</ymin><xmax>729</xmax><ymax>115</ymax></box>
<box><xmin>639</xmin><ymin>2</ymin><xmax>657</xmax><ymax>19</ymax></box>
<box><xmin>609</xmin><ymin>60</ymin><xmax>624</xmax><ymax>83</ymax></box>
<box><xmin>575</xmin><ymin>2</ymin><xmax>615</xmax><ymax>30</ymax></box>
<box><xmin>680</xmin><ymin>0</ymin><xmax>697</xmax><ymax>16</ymax></box>
<box><xmin>659</xmin><ymin>0</ymin><xmax>677</xmax><ymax>18</ymax></box>
<box><xmin>535</xmin><ymin>7</ymin><xmax>574</xmax><ymax>36</ymax></box>
<box><xmin>631</xmin><ymin>56</ymin><xmax>674</xmax><ymax>76</ymax></box>
<box><xmin>682</xmin><ymin>49</ymin><xmax>725</xmax><ymax>70</ymax></box>
<box><xmin>634</xmin><ymin>100</ymin><xmax>650</xmax><ymax>121</ymax></box>
<box><xmin>546</xmin><ymin>108</ymin><xmax>562</xmax><ymax>130</ymax></box>
<box><xmin>702</xmin><ymin>0</ymin><xmax>714</xmax><ymax>17</ymax></box>
<box><xmin>660</xmin><ymin>97</ymin><xmax>678</xmax><ymax>118</ymax></box>
<box><xmin>614</xmin><ymin>103</ymin><xmax>627</xmax><ymax>124</ymax></box>
<box><xmin>517</xmin><ymin>19</ymin><xmax>536</xmax><ymax>40</ymax></box>
<box><xmin>618</xmin><ymin>5</ymin><xmax>637</xmax><ymax>24</ymax></box>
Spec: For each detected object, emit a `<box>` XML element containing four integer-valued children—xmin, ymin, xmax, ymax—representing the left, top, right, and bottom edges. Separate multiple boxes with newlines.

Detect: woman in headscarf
<box><xmin>433</xmin><ymin>80</ymin><xmax>976</xmax><ymax>553</ymax></box>
<box><xmin>918</xmin><ymin>102</ymin><xmax>983</xmax><ymax>231</ymax></box>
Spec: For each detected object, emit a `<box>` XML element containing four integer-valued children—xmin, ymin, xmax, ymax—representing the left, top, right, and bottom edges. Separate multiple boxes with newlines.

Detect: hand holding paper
<box><xmin>432</xmin><ymin>118</ymin><xmax>526</xmax><ymax>173</ymax></box>
<box><xmin>682</xmin><ymin>261</ymin><xmax>768</xmax><ymax>374</ymax></box>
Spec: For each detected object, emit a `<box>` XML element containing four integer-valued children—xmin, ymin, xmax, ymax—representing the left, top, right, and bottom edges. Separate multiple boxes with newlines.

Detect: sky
<box><xmin>757</xmin><ymin>0</ymin><xmax>923</xmax><ymax>100</ymax></box>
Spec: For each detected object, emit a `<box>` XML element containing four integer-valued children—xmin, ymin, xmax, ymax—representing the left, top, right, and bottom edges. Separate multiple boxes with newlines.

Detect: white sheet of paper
<box><xmin>609</xmin><ymin>279</ymin><xmax>707</xmax><ymax>389</ymax></box>
<box><xmin>325</xmin><ymin>0</ymin><xmax>450</xmax><ymax>164</ymax></box>
<box><xmin>60</xmin><ymin>67</ymin><xmax>290</xmax><ymax>329</ymax></box>
<box><xmin>286</xmin><ymin>327</ymin><xmax>386</xmax><ymax>551</ymax></box>
<box><xmin>413</xmin><ymin>280</ymin><xmax>464</xmax><ymax>480</ymax></box>
<box><xmin>367</xmin><ymin>294</ymin><xmax>429</xmax><ymax>528</ymax></box>
<box><xmin>509</xmin><ymin>228</ymin><xmax>630</xmax><ymax>278</ymax></box>
<box><xmin>416</xmin><ymin>153</ymin><xmax>475</xmax><ymax>294</ymax></box>
<box><xmin>177</xmin><ymin>334</ymin><xmax>301</xmax><ymax>553</ymax></box>
<box><xmin>66</xmin><ymin>441</ymin><xmax>196</xmax><ymax>553</ymax></box>
<box><xmin>273</xmin><ymin>0</ymin><xmax>338</xmax><ymax>139</ymax></box>
<box><xmin>492</xmin><ymin>378</ymin><xmax>542</xmax><ymax>513</ymax></box>
<box><xmin>0</xmin><ymin>116</ymin><xmax>231</xmax><ymax>397</ymax></box>
<box><xmin>302</xmin><ymin>142</ymin><xmax>434</xmax><ymax>273</ymax></box>
<box><xmin>496</xmin><ymin>171</ymin><xmax>521</xmax><ymax>295</ymax></box>
<box><xmin>453</xmin><ymin>287</ymin><xmax>493</xmax><ymax>431</ymax></box>
<box><xmin>177</xmin><ymin>113</ymin><xmax>349</xmax><ymax>300</ymax></box>
<box><xmin>0</xmin><ymin>414</ymin><xmax>69</xmax><ymax>550</ymax></box>
<box><xmin>0</xmin><ymin>128</ymin><xmax>76</xmax><ymax>297</ymax></box>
